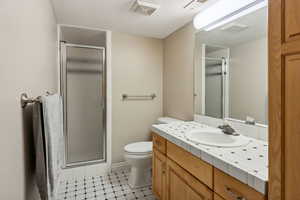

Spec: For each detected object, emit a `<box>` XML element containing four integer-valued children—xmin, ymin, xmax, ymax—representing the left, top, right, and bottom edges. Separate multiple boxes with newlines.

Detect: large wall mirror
<box><xmin>194</xmin><ymin>6</ymin><xmax>268</xmax><ymax>125</ymax></box>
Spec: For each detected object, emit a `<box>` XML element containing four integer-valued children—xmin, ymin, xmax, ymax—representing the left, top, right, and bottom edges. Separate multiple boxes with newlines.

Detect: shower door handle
<box><xmin>100</xmin><ymin>98</ymin><xmax>105</xmax><ymax>110</ymax></box>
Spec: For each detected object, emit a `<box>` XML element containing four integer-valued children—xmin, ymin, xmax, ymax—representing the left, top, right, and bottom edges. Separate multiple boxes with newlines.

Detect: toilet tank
<box><xmin>156</xmin><ymin>117</ymin><xmax>183</xmax><ymax>124</ymax></box>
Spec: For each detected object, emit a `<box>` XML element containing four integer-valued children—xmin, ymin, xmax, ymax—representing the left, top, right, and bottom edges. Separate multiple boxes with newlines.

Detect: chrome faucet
<box><xmin>218</xmin><ymin>124</ymin><xmax>239</xmax><ymax>136</ymax></box>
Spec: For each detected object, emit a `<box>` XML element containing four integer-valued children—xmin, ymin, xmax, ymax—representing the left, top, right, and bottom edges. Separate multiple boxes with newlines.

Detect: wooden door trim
<box><xmin>269</xmin><ymin>0</ymin><xmax>284</xmax><ymax>200</ymax></box>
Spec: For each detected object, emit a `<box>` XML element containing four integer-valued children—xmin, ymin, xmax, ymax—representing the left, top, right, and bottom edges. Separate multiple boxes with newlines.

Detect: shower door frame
<box><xmin>60</xmin><ymin>42</ymin><xmax>107</xmax><ymax>168</ymax></box>
<box><xmin>202</xmin><ymin>57</ymin><xmax>228</xmax><ymax>119</ymax></box>
<box><xmin>200</xmin><ymin>44</ymin><xmax>230</xmax><ymax>119</ymax></box>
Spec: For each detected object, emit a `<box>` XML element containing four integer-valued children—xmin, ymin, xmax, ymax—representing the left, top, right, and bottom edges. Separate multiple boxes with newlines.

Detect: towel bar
<box><xmin>21</xmin><ymin>92</ymin><xmax>51</xmax><ymax>108</ymax></box>
<box><xmin>122</xmin><ymin>93</ymin><xmax>156</xmax><ymax>101</ymax></box>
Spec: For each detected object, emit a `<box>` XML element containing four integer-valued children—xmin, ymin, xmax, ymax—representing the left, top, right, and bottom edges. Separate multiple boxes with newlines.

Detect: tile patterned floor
<box><xmin>57</xmin><ymin>169</ymin><xmax>156</xmax><ymax>200</ymax></box>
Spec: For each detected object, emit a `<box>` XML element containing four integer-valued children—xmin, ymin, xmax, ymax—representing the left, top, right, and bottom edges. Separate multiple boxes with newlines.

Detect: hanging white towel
<box><xmin>33</xmin><ymin>94</ymin><xmax>64</xmax><ymax>200</ymax></box>
<box><xmin>41</xmin><ymin>94</ymin><xmax>64</xmax><ymax>200</ymax></box>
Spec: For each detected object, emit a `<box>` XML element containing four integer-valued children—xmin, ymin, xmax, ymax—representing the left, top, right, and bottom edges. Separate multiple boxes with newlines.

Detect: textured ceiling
<box><xmin>51</xmin><ymin>0</ymin><xmax>219</xmax><ymax>39</ymax></box>
<box><xmin>195</xmin><ymin>7</ymin><xmax>268</xmax><ymax>47</ymax></box>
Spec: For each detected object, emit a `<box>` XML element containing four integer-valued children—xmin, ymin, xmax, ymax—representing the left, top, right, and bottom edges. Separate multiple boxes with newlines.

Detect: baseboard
<box><xmin>110</xmin><ymin>161</ymin><xmax>131</xmax><ymax>172</ymax></box>
<box><xmin>59</xmin><ymin>162</ymin><xmax>130</xmax><ymax>181</ymax></box>
<box><xmin>60</xmin><ymin>162</ymin><xmax>110</xmax><ymax>180</ymax></box>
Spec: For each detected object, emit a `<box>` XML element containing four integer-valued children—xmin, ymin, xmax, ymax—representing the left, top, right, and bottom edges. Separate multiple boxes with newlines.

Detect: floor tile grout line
<box><xmin>57</xmin><ymin>170</ymin><xmax>155</xmax><ymax>200</ymax></box>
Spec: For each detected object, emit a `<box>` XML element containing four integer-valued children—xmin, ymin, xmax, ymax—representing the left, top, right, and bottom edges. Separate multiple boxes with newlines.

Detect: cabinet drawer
<box><xmin>153</xmin><ymin>149</ymin><xmax>167</xmax><ymax>200</ymax></box>
<box><xmin>152</xmin><ymin>132</ymin><xmax>167</xmax><ymax>154</ymax></box>
<box><xmin>214</xmin><ymin>169</ymin><xmax>265</xmax><ymax>200</ymax></box>
<box><xmin>167</xmin><ymin>141</ymin><xmax>213</xmax><ymax>188</ymax></box>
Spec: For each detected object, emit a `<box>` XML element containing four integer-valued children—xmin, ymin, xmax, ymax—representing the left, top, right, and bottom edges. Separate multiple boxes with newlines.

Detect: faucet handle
<box><xmin>218</xmin><ymin>124</ymin><xmax>232</xmax><ymax>129</ymax></box>
<box><xmin>218</xmin><ymin>125</ymin><xmax>225</xmax><ymax>129</ymax></box>
<box><xmin>218</xmin><ymin>124</ymin><xmax>239</xmax><ymax>136</ymax></box>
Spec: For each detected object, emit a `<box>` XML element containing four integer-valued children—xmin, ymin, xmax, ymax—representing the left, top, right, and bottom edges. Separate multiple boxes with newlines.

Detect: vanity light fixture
<box><xmin>184</xmin><ymin>0</ymin><xmax>208</xmax><ymax>9</ymax></box>
<box><xmin>193</xmin><ymin>0</ymin><xmax>267</xmax><ymax>31</ymax></box>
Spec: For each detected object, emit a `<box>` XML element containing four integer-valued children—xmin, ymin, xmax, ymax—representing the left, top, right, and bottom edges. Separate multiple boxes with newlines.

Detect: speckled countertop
<box><xmin>151</xmin><ymin>121</ymin><xmax>268</xmax><ymax>195</ymax></box>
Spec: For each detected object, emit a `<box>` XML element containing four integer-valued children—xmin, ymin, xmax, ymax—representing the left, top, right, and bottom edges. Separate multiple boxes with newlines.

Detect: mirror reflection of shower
<box><xmin>194</xmin><ymin>6</ymin><xmax>268</xmax><ymax>125</ymax></box>
<box><xmin>59</xmin><ymin>26</ymin><xmax>108</xmax><ymax>168</ymax></box>
<box><xmin>194</xmin><ymin>44</ymin><xmax>230</xmax><ymax>119</ymax></box>
<box><xmin>205</xmin><ymin>56</ymin><xmax>227</xmax><ymax>119</ymax></box>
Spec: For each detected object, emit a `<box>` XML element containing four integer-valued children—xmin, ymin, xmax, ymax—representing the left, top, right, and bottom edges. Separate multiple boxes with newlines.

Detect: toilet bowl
<box><xmin>124</xmin><ymin>142</ymin><xmax>152</xmax><ymax>188</ymax></box>
<box><xmin>124</xmin><ymin>117</ymin><xmax>183</xmax><ymax>188</ymax></box>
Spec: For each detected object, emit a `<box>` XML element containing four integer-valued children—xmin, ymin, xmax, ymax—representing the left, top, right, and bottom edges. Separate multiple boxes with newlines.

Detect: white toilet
<box><xmin>124</xmin><ymin>141</ymin><xmax>153</xmax><ymax>188</ymax></box>
<box><xmin>124</xmin><ymin>117</ymin><xmax>182</xmax><ymax>188</ymax></box>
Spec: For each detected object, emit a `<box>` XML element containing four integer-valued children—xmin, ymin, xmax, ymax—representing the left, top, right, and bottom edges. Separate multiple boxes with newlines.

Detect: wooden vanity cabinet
<box><xmin>152</xmin><ymin>132</ymin><xmax>266</xmax><ymax>200</ymax></box>
<box><xmin>152</xmin><ymin>132</ymin><xmax>213</xmax><ymax>200</ymax></box>
<box><xmin>153</xmin><ymin>148</ymin><xmax>167</xmax><ymax>200</ymax></box>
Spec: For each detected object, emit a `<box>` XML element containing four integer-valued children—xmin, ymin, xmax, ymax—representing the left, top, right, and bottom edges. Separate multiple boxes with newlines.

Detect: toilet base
<box><xmin>128</xmin><ymin>166</ymin><xmax>152</xmax><ymax>189</ymax></box>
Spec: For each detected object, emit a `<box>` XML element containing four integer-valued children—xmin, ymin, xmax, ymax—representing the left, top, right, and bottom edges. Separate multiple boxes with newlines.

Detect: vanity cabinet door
<box><xmin>166</xmin><ymin>158</ymin><xmax>213</xmax><ymax>200</ymax></box>
<box><xmin>285</xmin><ymin>0</ymin><xmax>300</xmax><ymax>42</ymax></box>
<box><xmin>153</xmin><ymin>149</ymin><xmax>167</xmax><ymax>200</ymax></box>
<box><xmin>167</xmin><ymin>167</ymin><xmax>189</xmax><ymax>200</ymax></box>
<box><xmin>284</xmin><ymin>54</ymin><xmax>300</xmax><ymax>200</ymax></box>
<box><xmin>187</xmin><ymin>187</ymin><xmax>207</xmax><ymax>200</ymax></box>
<box><xmin>168</xmin><ymin>176</ymin><xmax>204</xmax><ymax>200</ymax></box>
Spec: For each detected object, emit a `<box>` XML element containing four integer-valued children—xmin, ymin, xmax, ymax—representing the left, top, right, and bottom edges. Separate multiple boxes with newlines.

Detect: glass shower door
<box><xmin>205</xmin><ymin>58</ymin><xmax>225</xmax><ymax>119</ymax></box>
<box><xmin>61</xmin><ymin>43</ymin><xmax>106</xmax><ymax>166</ymax></box>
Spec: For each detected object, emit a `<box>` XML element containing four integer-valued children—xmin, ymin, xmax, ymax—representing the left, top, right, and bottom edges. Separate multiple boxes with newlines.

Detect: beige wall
<box><xmin>229</xmin><ymin>37</ymin><xmax>268</xmax><ymax>124</ymax></box>
<box><xmin>0</xmin><ymin>0</ymin><xmax>57</xmax><ymax>199</ymax></box>
<box><xmin>111</xmin><ymin>32</ymin><xmax>163</xmax><ymax>163</ymax></box>
<box><xmin>163</xmin><ymin>23</ymin><xmax>196</xmax><ymax>120</ymax></box>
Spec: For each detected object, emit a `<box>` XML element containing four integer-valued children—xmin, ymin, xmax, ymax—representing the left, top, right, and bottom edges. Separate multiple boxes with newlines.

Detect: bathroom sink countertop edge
<box><xmin>151</xmin><ymin>121</ymin><xmax>268</xmax><ymax>195</ymax></box>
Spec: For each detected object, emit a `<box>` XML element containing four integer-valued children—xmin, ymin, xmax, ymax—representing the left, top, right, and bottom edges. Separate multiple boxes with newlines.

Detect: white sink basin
<box><xmin>185</xmin><ymin>127</ymin><xmax>250</xmax><ymax>147</ymax></box>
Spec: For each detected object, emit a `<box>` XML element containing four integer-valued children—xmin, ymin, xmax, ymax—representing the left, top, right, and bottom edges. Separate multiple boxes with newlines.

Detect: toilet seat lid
<box><xmin>124</xmin><ymin>142</ymin><xmax>152</xmax><ymax>154</ymax></box>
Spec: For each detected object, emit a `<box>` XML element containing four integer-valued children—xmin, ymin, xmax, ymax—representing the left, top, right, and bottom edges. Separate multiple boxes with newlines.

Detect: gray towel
<box><xmin>33</xmin><ymin>103</ymin><xmax>48</xmax><ymax>200</ymax></box>
<box><xmin>33</xmin><ymin>94</ymin><xmax>64</xmax><ymax>200</ymax></box>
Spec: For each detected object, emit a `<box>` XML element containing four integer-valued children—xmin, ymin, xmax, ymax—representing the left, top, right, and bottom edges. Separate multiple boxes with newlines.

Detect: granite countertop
<box><xmin>151</xmin><ymin>121</ymin><xmax>268</xmax><ymax>195</ymax></box>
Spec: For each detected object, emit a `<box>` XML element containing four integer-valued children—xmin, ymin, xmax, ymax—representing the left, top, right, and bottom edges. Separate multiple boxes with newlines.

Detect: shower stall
<box><xmin>60</xmin><ymin>27</ymin><xmax>108</xmax><ymax>168</ymax></box>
